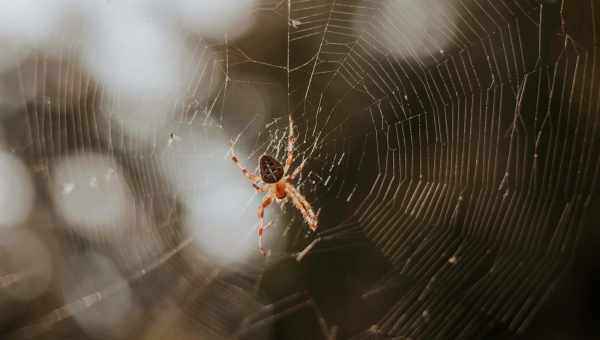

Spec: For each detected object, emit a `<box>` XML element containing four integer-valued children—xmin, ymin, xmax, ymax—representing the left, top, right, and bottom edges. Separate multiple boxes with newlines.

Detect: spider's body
<box><xmin>259</xmin><ymin>155</ymin><xmax>284</xmax><ymax>183</ymax></box>
<box><xmin>230</xmin><ymin>116</ymin><xmax>319</xmax><ymax>255</ymax></box>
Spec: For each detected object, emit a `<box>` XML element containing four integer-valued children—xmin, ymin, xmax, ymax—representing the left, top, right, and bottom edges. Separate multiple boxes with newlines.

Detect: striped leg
<box><xmin>289</xmin><ymin>159</ymin><xmax>306</xmax><ymax>180</ymax></box>
<box><xmin>286</xmin><ymin>184</ymin><xmax>318</xmax><ymax>231</ymax></box>
<box><xmin>284</xmin><ymin>115</ymin><xmax>296</xmax><ymax>174</ymax></box>
<box><xmin>257</xmin><ymin>195</ymin><xmax>274</xmax><ymax>255</ymax></box>
<box><xmin>230</xmin><ymin>143</ymin><xmax>263</xmax><ymax>191</ymax></box>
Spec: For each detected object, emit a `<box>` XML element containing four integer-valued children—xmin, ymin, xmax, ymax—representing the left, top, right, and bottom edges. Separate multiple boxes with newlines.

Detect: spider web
<box><xmin>1</xmin><ymin>0</ymin><xmax>599</xmax><ymax>339</ymax></box>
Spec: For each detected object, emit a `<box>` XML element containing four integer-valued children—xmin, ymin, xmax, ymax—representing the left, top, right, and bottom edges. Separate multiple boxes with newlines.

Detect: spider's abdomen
<box><xmin>259</xmin><ymin>155</ymin><xmax>284</xmax><ymax>183</ymax></box>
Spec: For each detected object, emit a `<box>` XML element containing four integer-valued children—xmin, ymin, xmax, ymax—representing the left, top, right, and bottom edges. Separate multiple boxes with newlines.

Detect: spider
<box><xmin>230</xmin><ymin>116</ymin><xmax>319</xmax><ymax>255</ymax></box>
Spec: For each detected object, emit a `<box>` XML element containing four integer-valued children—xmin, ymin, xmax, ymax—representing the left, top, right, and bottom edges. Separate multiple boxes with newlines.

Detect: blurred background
<box><xmin>0</xmin><ymin>0</ymin><xmax>598</xmax><ymax>339</ymax></box>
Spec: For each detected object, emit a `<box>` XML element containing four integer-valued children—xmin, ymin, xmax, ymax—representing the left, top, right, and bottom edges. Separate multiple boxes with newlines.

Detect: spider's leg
<box><xmin>286</xmin><ymin>183</ymin><xmax>318</xmax><ymax>231</ymax></box>
<box><xmin>257</xmin><ymin>195</ymin><xmax>274</xmax><ymax>255</ymax></box>
<box><xmin>283</xmin><ymin>115</ymin><xmax>296</xmax><ymax>174</ymax></box>
<box><xmin>230</xmin><ymin>143</ymin><xmax>262</xmax><ymax>186</ymax></box>
<box><xmin>289</xmin><ymin>158</ymin><xmax>306</xmax><ymax>181</ymax></box>
<box><xmin>253</xmin><ymin>183</ymin><xmax>266</xmax><ymax>192</ymax></box>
